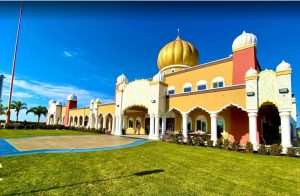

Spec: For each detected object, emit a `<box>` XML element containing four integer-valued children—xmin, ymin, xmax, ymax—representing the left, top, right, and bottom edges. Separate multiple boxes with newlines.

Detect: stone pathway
<box><xmin>0</xmin><ymin>135</ymin><xmax>148</xmax><ymax>157</ymax></box>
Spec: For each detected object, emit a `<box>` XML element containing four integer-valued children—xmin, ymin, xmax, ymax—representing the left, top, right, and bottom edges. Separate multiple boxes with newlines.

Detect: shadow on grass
<box><xmin>11</xmin><ymin>169</ymin><xmax>164</xmax><ymax>195</ymax></box>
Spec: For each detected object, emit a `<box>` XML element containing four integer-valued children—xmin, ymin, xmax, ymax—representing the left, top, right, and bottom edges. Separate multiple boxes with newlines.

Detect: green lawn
<box><xmin>0</xmin><ymin>141</ymin><xmax>299</xmax><ymax>195</ymax></box>
<box><xmin>0</xmin><ymin>129</ymin><xmax>97</xmax><ymax>139</ymax></box>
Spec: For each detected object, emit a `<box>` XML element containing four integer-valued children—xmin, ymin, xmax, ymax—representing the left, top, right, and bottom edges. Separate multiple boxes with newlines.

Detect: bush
<box><xmin>170</xmin><ymin>134</ymin><xmax>178</xmax><ymax>144</ymax></box>
<box><xmin>194</xmin><ymin>137</ymin><xmax>205</xmax><ymax>146</ymax></box>
<box><xmin>269</xmin><ymin>144</ymin><xmax>282</xmax><ymax>156</ymax></box>
<box><xmin>245</xmin><ymin>141</ymin><xmax>254</xmax><ymax>153</ymax></box>
<box><xmin>215</xmin><ymin>139</ymin><xmax>223</xmax><ymax>148</ymax></box>
<box><xmin>258</xmin><ymin>144</ymin><xmax>268</xmax><ymax>155</ymax></box>
<box><xmin>286</xmin><ymin>147</ymin><xmax>296</xmax><ymax>157</ymax></box>
<box><xmin>231</xmin><ymin>141</ymin><xmax>240</xmax><ymax>152</ymax></box>
<box><xmin>223</xmin><ymin>139</ymin><xmax>230</xmax><ymax>150</ymax></box>
<box><xmin>5</xmin><ymin>125</ymin><xmax>15</xmax><ymax>129</ymax></box>
<box><xmin>298</xmin><ymin>148</ymin><xmax>300</xmax><ymax>156</ymax></box>
<box><xmin>186</xmin><ymin>135</ymin><xmax>194</xmax><ymax>145</ymax></box>
<box><xmin>207</xmin><ymin>140</ymin><xmax>213</xmax><ymax>147</ymax></box>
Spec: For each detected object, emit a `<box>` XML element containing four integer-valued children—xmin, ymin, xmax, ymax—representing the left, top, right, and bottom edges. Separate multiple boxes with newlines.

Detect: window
<box><xmin>168</xmin><ymin>86</ymin><xmax>175</xmax><ymax>95</ymax></box>
<box><xmin>183</xmin><ymin>83</ymin><xmax>192</xmax><ymax>93</ymax></box>
<box><xmin>128</xmin><ymin>118</ymin><xmax>134</xmax><ymax>128</ymax></box>
<box><xmin>184</xmin><ymin>87</ymin><xmax>191</xmax><ymax>93</ymax></box>
<box><xmin>212</xmin><ymin>77</ymin><xmax>225</xmax><ymax>88</ymax></box>
<box><xmin>217</xmin><ymin>116</ymin><xmax>225</xmax><ymax>138</ymax></box>
<box><xmin>197</xmin><ymin>80</ymin><xmax>207</xmax><ymax>91</ymax></box>
<box><xmin>195</xmin><ymin>116</ymin><xmax>207</xmax><ymax>132</ymax></box>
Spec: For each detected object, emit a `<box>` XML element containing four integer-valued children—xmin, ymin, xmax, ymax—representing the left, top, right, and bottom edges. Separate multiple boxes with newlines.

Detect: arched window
<box><xmin>217</xmin><ymin>115</ymin><xmax>225</xmax><ymax>135</ymax></box>
<box><xmin>136</xmin><ymin>117</ymin><xmax>141</xmax><ymax>129</ymax></box>
<box><xmin>183</xmin><ymin>83</ymin><xmax>192</xmax><ymax>93</ymax></box>
<box><xmin>212</xmin><ymin>77</ymin><xmax>225</xmax><ymax>88</ymax></box>
<box><xmin>196</xmin><ymin>80</ymin><xmax>207</xmax><ymax>91</ymax></box>
<box><xmin>195</xmin><ymin>115</ymin><xmax>207</xmax><ymax>132</ymax></box>
<box><xmin>168</xmin><ymin>86</ymin><xmax>176</xmax><ymax>95</ymax></box>
<box><xmin>128</xmin><ymin>117</ymin><xmax>134</xmax><ymax>128</ymax></box>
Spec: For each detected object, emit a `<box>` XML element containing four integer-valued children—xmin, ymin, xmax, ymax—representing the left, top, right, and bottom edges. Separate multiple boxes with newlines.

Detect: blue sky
<box><xmin>0</xmin><ymin>2</ymin><xmax>299</xmax><ymax>125</ymax></box>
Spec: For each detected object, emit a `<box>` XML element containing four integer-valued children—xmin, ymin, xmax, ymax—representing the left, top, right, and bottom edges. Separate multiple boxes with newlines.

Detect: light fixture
<box><xmin>246</xmin><ymin>92</ymin><xmax>255</xmax><ymax>96</ymax></box>
<box><xmin>279</xmin><ymin>88</ymin><xmax>289</xmax><ymax>94</ymax></box>
<box><xmin>151</xmin><ymin>100</ymin><xmax>156</xmax><ymax>103</ymax></box>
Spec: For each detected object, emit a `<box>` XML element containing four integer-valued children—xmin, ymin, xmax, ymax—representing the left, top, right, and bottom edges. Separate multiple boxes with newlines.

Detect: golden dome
<box><xmin>157</xmin><ymin>36</ymin><xmax>199</xmax><ymax>70</ymax></box>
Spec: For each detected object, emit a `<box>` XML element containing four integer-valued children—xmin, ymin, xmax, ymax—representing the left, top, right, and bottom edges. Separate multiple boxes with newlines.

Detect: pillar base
<box><xmin>281</xmin><ymin>145</ymin><xmax>293</xmax><ymax>154</ymax></box>
<box><xmin>152</xmin><ymin>134</ymin><xmax>160</xmax><ymax>140</ymax></box>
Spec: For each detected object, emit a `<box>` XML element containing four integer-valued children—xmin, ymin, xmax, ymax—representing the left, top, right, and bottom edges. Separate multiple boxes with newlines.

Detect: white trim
<box><xmin>214</xmin><ymin>102</ymin><xmax>246</xmax><ymax>113</ymax></box>
<box><xmin>186</xmin><ymin>105</ymin><xmax>210</xmax><ymax>114</ymax></box>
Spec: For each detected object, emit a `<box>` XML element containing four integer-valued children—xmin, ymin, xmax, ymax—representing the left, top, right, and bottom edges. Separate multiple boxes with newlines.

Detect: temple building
<box><xmin>47</xmin><ymin>31</ymin><xmax>298</xmax><ymax>152</ymax></box>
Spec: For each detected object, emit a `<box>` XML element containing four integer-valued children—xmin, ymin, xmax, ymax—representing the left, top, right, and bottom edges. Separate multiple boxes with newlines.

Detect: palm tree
<box><xmin>0</xmin><ymin>103</ymin><xmax>7</xmax><ymax>116</ymax></box>
<box><xmin>26</xmin><ymin>106</ymin><xmax>48</xmax><ymax>123</ymax></box>
<box><xmin>11</xmin><ymin>101</ymin><xmax>27</xmax><ymax>122</ymax></box>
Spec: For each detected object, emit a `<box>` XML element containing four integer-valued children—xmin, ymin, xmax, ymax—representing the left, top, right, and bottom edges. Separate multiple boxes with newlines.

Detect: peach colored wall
<box><xmin>165</xmin><ymin>59</ymin><xmax>233</xmax><ymax>93</ymax></box>
<box><xmin>167</xmin><ymin>87</ymin><xmax>246</xmax><ymax>113</ymax></box>
<box><xmin>97</xmin><ymin>103</ymin><xmax>115</xmax><ymax>116</ymax></box>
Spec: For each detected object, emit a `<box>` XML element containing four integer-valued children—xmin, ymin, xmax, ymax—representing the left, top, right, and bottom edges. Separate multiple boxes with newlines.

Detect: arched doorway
<box><xmin>218</xmin><ymin>105</ymin><xmax>248</xmax><ymax>144</ymax></box>
<box><xmin>187</xmin><ymin>107</ymin><xmax>210</xmax><ymax>133</ymax></box>
<box><xmin>79</xmin><ymin>116</ymin><xmax>83</xmax><ymax>127</ymax></box>
<box><xmin>84</xmin><ymin>116</ymin><xmax>89</xmax><ymax>127</ymax></box>
<box><xmin>258</xmin><ymin>102</ymin><xmax>281</xmax><ymax>145</ymax></box>
<box><xmin>166</xmin><ymin>108</ymin><xmax>182</xmax><ymax>133</ymax></box>
<box><xmin>105</xmin><ymin>113</ymin><xmax>113</xmax><ymax>131</ymax></box>
<box><xmin>49</xmin><ymin>114</ymin><xmax>54</xmax><ymax>125</ymax></box>
<box><xmin>123</xmin><ymin>105</ymin><xmax>148</xmax><ymax>135</ymax></box>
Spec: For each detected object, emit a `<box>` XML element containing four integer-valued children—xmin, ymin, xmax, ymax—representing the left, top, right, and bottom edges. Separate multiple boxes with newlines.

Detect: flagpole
<box><xmin>6</xmin><ymin>2</ymin><xmax>24</xmax><ymax>124</ymax></box>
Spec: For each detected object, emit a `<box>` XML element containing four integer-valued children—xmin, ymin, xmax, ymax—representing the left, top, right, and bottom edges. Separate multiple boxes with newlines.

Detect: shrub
<box><xmin>5</xmin><ymin>125</ymin><xmax>15</xmax><ymax>129</ymax></box>
<box><xmin>207</xmin><ymin>140</ymin><xmax>214</xmax><ymax>147</ymax></box>
<box><xmin>245</xmin><ymin>141</ymin><xmax>254</xmax><ymax>153</ymax></box>
<box><xmin>170</xmin><ymin>134</ymin><xmax>177</xmax><ymax>143</ymax></box>
<box><xmin>194</xmin><ymin>137</ymin><xmax>205</xmax><ymax>146</ymax></box>
<box><xmin>269</xmin><ymin>144</ymin><xmax>282</xmax><ymax>156</ymax></box>
<box><xmin>215</xmin><ymin>139</ymin><xmax>223</xmax><ymax>148</ymax></box>
<box><xmin>298</xmin><ymin>148</ymin><xmax>300</xmax><ymax>156</ymax></box>
<box><xmin>231</xmin><ymin>141</ymin><xmax>240</xmax><ymax>152</ymax></box>
<box><xmin>258</xmin><ymin>144</ymin><xmax>268</xmax><ymax>155</ymax></box>
<box><xmin>223</xmin><ymin>139</ymin><xmax>230</xmax><ymax>150</ymax></box>
<box><xmin>286</xmin><ymin>147</ymin><xmax>296</xmax><ymax>157</ymax></box>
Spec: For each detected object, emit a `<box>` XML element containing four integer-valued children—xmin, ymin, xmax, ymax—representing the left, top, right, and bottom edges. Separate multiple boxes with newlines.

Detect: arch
<box><xmin>49</xmin><ymin>114</ymin><xmax>54</xmax><ymax>125</ymax></box>
<box><xmin>167</xmin><ymin>86</ymin><xmax>176</xmax><ymax>95</ymax></box>
<box><xmin>69</xmin><ymin>116</ymin><xmax>74</xmax><ymax>126</ymax></box>
<box><xmin>215</xmin><ymin>102</ymin><xmax>246</xmax><ymax>114</ymax></box>
<box><xmin>79</xmin><ymin>116</ymin><xmax>83</xmax><ymax>126</ymax></box>
<box><xmin>212</xmin><ymin>76</ymin><xmax>225</xmax><ymax>88</ymax></box>
<box><xmin>258</xmin><ymin>102</ymin><xmax>281</xmax><ymax>145</ymax></box>
<box><xmin>74</xmin><ymin>116</ymin><xmax>78</xmax><ymax>126</ymax></box>
<box><xmin>84</xmin><ymin>115</ymin><xmax>89</xmax><ymax>126</ymax></box>
<box><xmin>123</xmin><ymin>104</ymin><xmax>148</xmax><ymax>114</ymax></box>
<box><xmin>217</xmin><ymin>105</ymin><xmax>249</xmax><ymax>144</ymax></box>
<box><xmin>128</xmin><ymin>117</ymin><xmax>134</xmax><ymax>128</ymax></box>
<box><xmin>186</xmin><ymin>105</ymin><xmax>210</xmax><ymax>114</ymax></box>
<box><xmin>183</xmin><ymin>83</ymin><xmax>192</xmax><ymax>93</ymax></box>
<box><xmin>196</xmin><ymin>80</ymin><xmax>207</xmax><ymax>91</ymax></box>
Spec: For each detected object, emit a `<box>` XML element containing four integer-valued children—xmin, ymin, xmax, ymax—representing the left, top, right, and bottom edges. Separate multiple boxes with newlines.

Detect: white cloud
<box><xmin>2</xmin><ymin>73</ymin><xmax>114</xmax><ymax>106</ymax></box>
<box><xmin>63</xmin><ymin>51</ymin><xmax>73</xmax><ymax>57</ymax></box>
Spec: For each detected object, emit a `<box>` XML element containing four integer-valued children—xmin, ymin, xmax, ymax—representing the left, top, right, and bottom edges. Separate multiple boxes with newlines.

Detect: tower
<box><xmin>232</xmin><ymin>31</ymin><xmax>260</xmax><ymax>85</ymax></box>
<box><xmin>63</xmin><ymin>93</ymin><xmax>77</xmax><ymax>126</ymax></box>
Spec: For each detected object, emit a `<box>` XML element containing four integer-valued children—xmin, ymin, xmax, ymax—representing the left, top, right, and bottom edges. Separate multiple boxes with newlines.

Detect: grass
<box><xmin>0</xmin><ymin>141</ymin><xmax>299</xmax><ymax>195</ymax></box>
<box><xmin>0</xmin><ymin>129</ymin><xmax>97</xmax><ymax>139</ymax></box>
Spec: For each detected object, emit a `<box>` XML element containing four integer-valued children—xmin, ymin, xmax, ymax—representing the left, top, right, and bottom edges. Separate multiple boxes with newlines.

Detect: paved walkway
<box><xmin>0</xmin><ymin>135</ymin><xmax>149</xmax><ymax>157</ymax></box>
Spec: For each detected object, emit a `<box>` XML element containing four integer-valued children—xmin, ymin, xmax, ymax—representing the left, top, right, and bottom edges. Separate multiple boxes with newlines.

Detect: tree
<box><xmin>11</xmin><ymin>101</ymin><xmax>27</xmax><ymax>122</ymax></box>
<box><xmin>26</xmin><ymin>106</ymin><xmax>48</xmax><ymax>123</ymax></box>
<box><xmin>0</xmin><ymin>103</ymin><xmax>7</xmax><ymax>116</ymax></box>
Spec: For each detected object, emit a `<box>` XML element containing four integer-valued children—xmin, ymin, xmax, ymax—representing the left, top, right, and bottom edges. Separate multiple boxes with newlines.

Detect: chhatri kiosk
<box><xmin>47</xmin><ymin>31</ymin><xmax>298</xmax><ymax>151</ymax></box>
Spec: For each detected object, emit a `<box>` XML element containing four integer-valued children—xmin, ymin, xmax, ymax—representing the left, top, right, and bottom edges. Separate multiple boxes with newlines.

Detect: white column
<box><xmin>115</xmin><ymin>115</ymin><xmax>123</xmax><ymax>136</ymax></box>
<box><xmin>182</xmin><ymin>112</ymin><xmax>188</xmax><ymax>138</ymax></box>
<box><xmin>53</xmin><ymin>116</ymin><xmax>57</xmax><ymax>125</ymax></box>
<box><xmin>108</xmin><ymin>117</ymin><xmax>111</xmax><ymax>131</ymax></box>
<box><xmin>210</xmin><ymin>113</ymin><xmax>218</xmax><ymax>145</ymax></box>
<box><xmin>95</xmin><ymin>116</ymin><xmax>99</xmax><ymax>129</ymax></box>
<box><xmin>81</xmin><ymin>117</ymin><xmax>85</xmax><ymax>127</ymax></box>
<box><xmin>149</xmin><ymin>114</ymin><xmax>155</xmax><ymax>139</ymax></box>
<box><xmin>112</xmin><ymin>115</ymin><xmax>116</xmax><ymax>134</ymax></box>
<box><xmin>248</xmin><ymin>112</ymin><xmax>258</xmax><ymax>150</ymax></box>
<box><xmin>161</xmin><ymin>114</ymin><xmax>167</xmax><ymax>140</ymax></box>
<box><xmin>103</xmin><ymin>116</ymin><xmax>107</xmax><ymax>130</ymax></box>
<box><xmin>153</xmin><ymin>114</ymin><xmax>160</xmax><ymax>140</ymax></box>
<box><xmin>280</xmin><ymin>111</ymin><xmax>292</xmax><ymax>153</ymax></box>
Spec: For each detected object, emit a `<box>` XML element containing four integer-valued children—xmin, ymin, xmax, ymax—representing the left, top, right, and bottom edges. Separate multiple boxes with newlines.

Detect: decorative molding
<box><xmin>149</xmin><ymin>81</ymin><xmax>168</xmax><ymax>87</ymax></box>
<box><xmin>245</xmin><ymin>76</ymin><xmax>258</xmax><ymax>81</ymax></box>
<box><xmin>276</xmin><ymin>70</ymin><xmax>292</xmax><ymax>76</ymax></box>
<box><xmin>215</xmin><ymin>102</ymin><xmax>247</xmax><ymax>113</ymax></box>
<box><xmin>185</xmin><ymin>105</ymin><xmax>210</xmax><ymax>114</ymax></box>
<box><xmin>232</xmin><ymin>43</ymin><xmax>255</xmax><ymax>52</ymax></box>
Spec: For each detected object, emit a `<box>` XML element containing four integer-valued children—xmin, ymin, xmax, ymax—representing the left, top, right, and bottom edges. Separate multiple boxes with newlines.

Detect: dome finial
<box><xmin>176</xmin><ymin>28</ymin><xmax>181</xmax><ymax>40</ymax></box>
